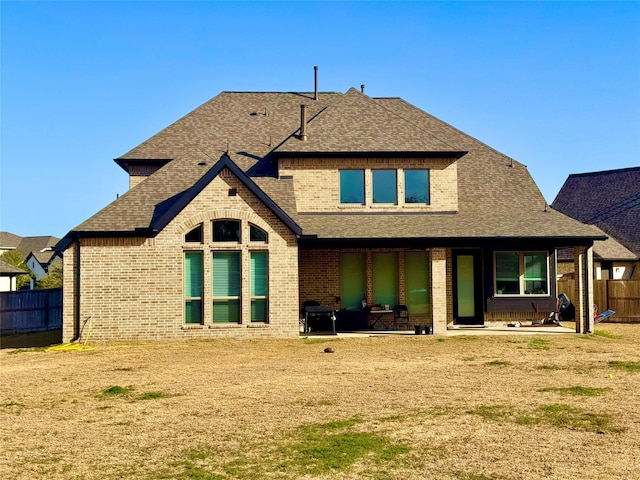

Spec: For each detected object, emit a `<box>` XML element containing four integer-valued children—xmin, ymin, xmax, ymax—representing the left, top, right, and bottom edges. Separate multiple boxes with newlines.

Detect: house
<box><xmin>25</xmin><ymin>250</ymin><xmax>62</xmax><ymax>280</ymax></box>
<box><xmin>552</xmin><ymin>167</ymin><xmax>640</xmax><ymax>280</ymax></box>
<box><xmin>0</xmin><ymin>258</ymin><xmax>28</xmax><ymax>292</ymax></box>
<box><xmin>0</xmin><ymin>233</ymin><xmax>61</xmax><ymax>281</ymax></box>
<box><xmin>0</xmin><ymin>231</ymin><xmax>22</xmax><ymax>255</ymax></box>
<box><xmin>55</xmin><ymin>78</ymin><xmax>605</xmax><ymax>342</ymax></box>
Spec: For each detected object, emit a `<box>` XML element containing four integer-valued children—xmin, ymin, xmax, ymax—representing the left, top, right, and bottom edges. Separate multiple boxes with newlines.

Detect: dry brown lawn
<box><xmin>1</xmin><ymin>323</ymin><xmax>640</xmax><ymax>479</ymax></box>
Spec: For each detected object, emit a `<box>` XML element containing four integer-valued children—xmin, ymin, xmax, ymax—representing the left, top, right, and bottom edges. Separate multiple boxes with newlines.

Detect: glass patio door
<box><xmin>453</xmin><ymin>250</ymin><xmax>483</xmax><ymax>325</ymax></box>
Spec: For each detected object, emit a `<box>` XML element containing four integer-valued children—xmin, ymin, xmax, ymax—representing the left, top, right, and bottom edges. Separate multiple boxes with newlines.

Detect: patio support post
<box><xmin>431</xmin><ymin>248</ymin><xmax>447</xmax><ymax>334</ymax></box>
<box><xmin>573</xmin><ymin>246</ymin><xmax>594</xmax><ymax>334</ymax></box>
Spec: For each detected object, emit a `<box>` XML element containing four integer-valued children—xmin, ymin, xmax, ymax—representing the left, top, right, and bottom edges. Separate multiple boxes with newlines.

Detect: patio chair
<box><xmin>393</xmin><ymin>305</ymin><xmax>410</xmax><ymax>330</ymax></box>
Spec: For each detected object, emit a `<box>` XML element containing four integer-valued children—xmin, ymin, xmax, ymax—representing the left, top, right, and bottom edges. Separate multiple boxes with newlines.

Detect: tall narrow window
<box><xmin>250</xmin><ymin>252</ymin><xmax>268</xmax><ymax>322</ymax></box>
<box><xmin>495</xmin><ymin>252</ymin><xmax>520</xmax><ymax>294</ymax></box>
<box><xmin>212</xmin><ymin>220</ymin><xmax>240</xmax><ymax>242</ymax></box>
<box><xmin>404</xmin><ymin>169</ymin><xmax>429</xmax><ymax>204</ymax></box>
<box><xmin>184</xmin><ymin>252</ymin><xmax>203</xmax><ymax>324</ymax></box>
<box><xmin>212</xmin><ymin>251</ymin><xmax>241</xmax><ymax>322</ymax></box>
<box><xmin>373</xmin><ymin>253</ymin><xmax>398</xmax><ymax>307</ymax></box>
<box><xmin>372</xmin><ymin>170</ymin><xmax>397</xmax><ymax>204</ymax></box>
<box><xmin>405</xmin><ymin>252</ymin><xmax>430</xmax><ymax>314</ymax></box>
<box><xmin>340</xmin><ymin>253</ymin><xmax>366</xmax><ymax>310</ymax></box>
<box><xmin>340</xmin><ymin>170</ymin><xmax>364</xmax><ymax>204</ymax></box>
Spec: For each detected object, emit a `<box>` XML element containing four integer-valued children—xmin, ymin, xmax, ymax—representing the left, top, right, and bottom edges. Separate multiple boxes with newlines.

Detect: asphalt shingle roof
<box><xmin>60</xmin><ymin>88</ymin><xmax>604</xmax><ymax>246</ymax></box>
<box><xmin>552</xmin><ymin>167</ymin><xmax>640</xmax><ymax>256</ymax></box>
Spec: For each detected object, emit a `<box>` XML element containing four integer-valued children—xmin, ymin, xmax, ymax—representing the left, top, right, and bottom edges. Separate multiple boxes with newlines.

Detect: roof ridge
<box><xmin>567</xmin><ymin>166</ymin><xmax>640</xmax><ymax>178</ymax></box>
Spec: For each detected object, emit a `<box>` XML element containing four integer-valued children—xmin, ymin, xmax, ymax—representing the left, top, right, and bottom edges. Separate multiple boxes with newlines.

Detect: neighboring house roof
<box><xmin>0</xmin><ymin>231</ymin><xmax>22</xmax><ymax>250</ymax></box>
<box><xmin>0</xmin><ymin>258</ymin><xmax>28</xmax><ymax>276</ymax></box>
<box><xmin>57</xmin><ymin>88</ymin><xmax>605</xmax><ymax>249</ymax></box>
<box><xmin>25</xmin><ymin>250</ymin><xmax>61</xmax><ymax>267</ymax></box>
<box><xmin>556</xmin><ymin>226</ymin><xmax>638</xmax><ymax>262</ymax></box>
<box><xmin>16</xmin><ymin>236</ymin><xmax>60</xmax><ymax>259</ymax></box>
<box><xmin>552</xmin><ymin>167</ymin><xmax>640</xmax><ymax>257</ymax></box>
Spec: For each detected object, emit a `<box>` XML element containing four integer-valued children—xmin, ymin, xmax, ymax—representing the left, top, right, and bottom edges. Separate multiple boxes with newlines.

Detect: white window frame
<box><xmin>494</xmin><ymin>251</ymin><xmax>550</xmax><ymax>296</ymax></box>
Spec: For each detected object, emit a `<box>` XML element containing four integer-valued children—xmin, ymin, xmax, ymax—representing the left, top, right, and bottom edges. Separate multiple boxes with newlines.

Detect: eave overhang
<box><xmin>298</xmin><ymin>234</ymin><xmax>607</xmax><ymax>250</ymax></box>
<box><xmin>114</xmin><ymin>158</ymin><xmax>172</xmax><ymax>174</ymax></box>
<box><xmin>271</xmin><ymin>150</ymin><xmax>468</xmax><ymax>160</ymax></box>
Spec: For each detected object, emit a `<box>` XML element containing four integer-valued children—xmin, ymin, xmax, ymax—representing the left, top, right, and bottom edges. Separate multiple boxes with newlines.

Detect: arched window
<box><xmin>249</xmin><ymin>223</ymin><xmax>268</xmax><ymax>242</ymax></box>
<box><xmin>184</xmin><ymin>224</ymin><xmax>203</xmax><ymax>243</ymax></box>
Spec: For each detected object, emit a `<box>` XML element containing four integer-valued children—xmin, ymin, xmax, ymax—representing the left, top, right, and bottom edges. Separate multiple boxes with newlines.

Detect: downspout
<box><xmin>73</xmin><ymin>235</ymin><xmax>81</xmax><ymax>341</ymax></box>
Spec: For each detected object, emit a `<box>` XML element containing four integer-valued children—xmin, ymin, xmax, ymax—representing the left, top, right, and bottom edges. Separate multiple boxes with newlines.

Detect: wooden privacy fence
<box><xmin>557</xmin><ymin>279</ymin><xmax>640</xmax><ymax>323</ymax></box>
<box><xmin>0</xmin><ymin>288</ymin><xmax>62</xmax><ymax>334</ymax></box>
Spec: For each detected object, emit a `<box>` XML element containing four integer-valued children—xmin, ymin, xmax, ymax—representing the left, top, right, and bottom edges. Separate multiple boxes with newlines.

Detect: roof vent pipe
<box><xmin>314</xmin><ymin>66</ymin><xmax>318</xmax><ymax>100</ymax></box>
<box><xmin>361</xmin><ymin>84</ymin><xmax>365</xmax><ymax>93</ymax></box>
<box><xmin>300</xmin><ymin>104</ymin><xmax>308</xmax><ymax>141</ymax></box>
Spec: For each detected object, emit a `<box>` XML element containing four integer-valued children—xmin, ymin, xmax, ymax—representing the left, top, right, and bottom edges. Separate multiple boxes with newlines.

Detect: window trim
<box><xmin>250</xmin><ymin>250</ymin><xmax>269</xmax><ymax>322</ymax></box>
<box><xmin>494</xmin><ymin>251</ymin><xmax>549</xmax><ymax>296</ymax></box>
<box><xmin>184</xmin><ymin>251</ymin><xmax>204</xmax><ymax>324</ymax></box>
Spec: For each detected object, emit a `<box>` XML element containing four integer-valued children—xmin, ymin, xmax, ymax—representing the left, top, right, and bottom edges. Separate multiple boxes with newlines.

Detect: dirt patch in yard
<box><xmin>1</xmin><ymin>323</ymin><xmax>639</xmax><ymax>479</ymax></box>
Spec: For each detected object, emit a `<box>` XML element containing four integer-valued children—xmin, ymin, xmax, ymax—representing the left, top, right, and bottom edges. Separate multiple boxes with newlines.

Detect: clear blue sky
<box><xmin>2</xmin><ymin>1</ymin><xmax>639</xmax><ymax>238</ymax></box>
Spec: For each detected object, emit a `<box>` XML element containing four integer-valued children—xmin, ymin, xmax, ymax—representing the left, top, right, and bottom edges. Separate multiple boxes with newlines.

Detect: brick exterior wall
<box><xmin>298</xmin><ymin>247</ymin><xmax>449</xmax><ymax>330</ymax></box>
<box><xmin>279</xmin><ymin>157</ymin><xmax>458</xmax><ymax>213</ymax></box>
<box><xmin>573</xmin><ymin>246</ymin><xmax>595</xmax><ymax>333</ymax></box>
<box><xmin>63</xmin><ymin>169</ymin><xmax>299</xmax><ymax>342</ymax></box>
<box><xmin>431</xmin><ymin>248</ymin><xmax>449</xmax><ymax>334</ymax></box>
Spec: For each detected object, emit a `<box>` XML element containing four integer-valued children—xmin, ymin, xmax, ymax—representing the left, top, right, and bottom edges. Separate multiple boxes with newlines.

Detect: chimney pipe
<box><xmin>300</xmin><ymin>104</ymin><xmax>308</xmax><ymax>141</ymax></box>
<box><xmin>314</xmin><ymin>66</ymin><xmax>318</xmax><ymax>100</ymax></box>
<box><xmin>361</xmin><ymin>84</ymin><xmax>365</xmax><ymax>93</ymax></box>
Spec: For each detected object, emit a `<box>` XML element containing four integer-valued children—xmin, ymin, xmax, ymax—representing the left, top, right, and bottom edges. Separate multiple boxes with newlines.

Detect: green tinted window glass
<box><xmin>340</xmin><ymin>253</ymin><xmax>366</xmax><ymax>310</ymax></box>
<box><xmin>251</xmin><ymin>252</ymin><xmax>268</xmax><ymax>322</ymax></box>
<box><xmin>495</xmin><ymin>252</ymin><xmax>519</xmax><ymax>294</ymax></box>
<box><xmin>404</xmin><ymin>170</ymin><xmax>429</xmax><ymax>204</ymax></box>
<box><xmin>212</xmin><ymin>251</ymin><xmax>241</xmax><ymax>322</ymax></box>
<box><xmin>457</xmin><ymin>255</ymin><xmax>475</xmax><ymax>317</ymax></box>
<box><xmin>340</xmin><ymin>170</ymin><xmax>364</xmax><ymax>204</ymax></box>
<box><xmin>185</xmin><ymin>300</ymin><xmax>202</xmax><ymax>324</ymax></box>
<box><xmin>405</xmin><ymin>252</ymin><xmax>430</xmax><ymax>314</ymax></box>
<box><xmin>373</xmin><ymin>253</ymin><xmax>398</xmax><ymax>306</ymax></box>
<box><xmin>184</xmin><ymin>252</ymin><xmax>203</xmax><ymax>324</ymax></box>
<box><xmin>524</xmin><ymin>252</ymin><xmax>548</xmax><ymax>294</ymax></box>
<box><xmin>372</xmin><ymin>170</ymin><xmax>397</xmax><ymax>204</ymax></box>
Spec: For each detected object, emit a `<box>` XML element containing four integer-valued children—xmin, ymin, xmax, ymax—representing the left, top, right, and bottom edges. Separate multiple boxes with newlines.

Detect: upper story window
<box><xmin>212</xmin><ymin>220</ymin><xmax>240</xmax><ymax>242</ymax></box>
<box><xmin>372</xmin><ymin>170</ymin><xmax>397</xmax><ymax>204</ymax></box>
<box><xmin>339</xmin><ymin>170</ymin><xmax>364</xmax><ymax>204</ymax></box>
<box><xmin>249</xmin><ymin>224</ymin><xmax>268</xmax><ymax>242</ymax></box>
<box><xmin>184</xmin><ymin>224</ymin><xmax>203</xmax><ymax>243</ymax></box>
<box><xmin>495</xmin><ymin>251</ymin><xmax>548</xmax><ymax>295</ymax></box>
<box><xmin>404</xmin><ymin>169</ymin><xmax>430</xmax><ymax>204</ymax></box>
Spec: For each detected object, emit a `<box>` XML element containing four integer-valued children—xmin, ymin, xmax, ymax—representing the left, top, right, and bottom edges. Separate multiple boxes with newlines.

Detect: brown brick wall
<box><xmin>63</xmin><ymin>170</ymin><xmax>300</xmax><ymax>342</ymax></box>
